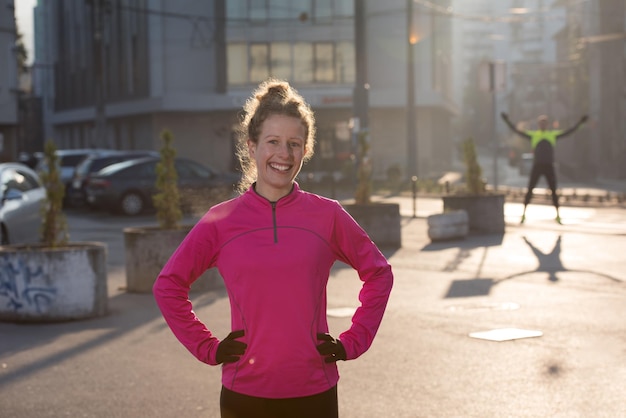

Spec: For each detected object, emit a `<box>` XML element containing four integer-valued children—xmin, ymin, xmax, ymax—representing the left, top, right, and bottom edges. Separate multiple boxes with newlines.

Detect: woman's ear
<box><xmin>247</xmin><ymin>139</ymin><xmax>255</xmax><ymax>157</ymax></box>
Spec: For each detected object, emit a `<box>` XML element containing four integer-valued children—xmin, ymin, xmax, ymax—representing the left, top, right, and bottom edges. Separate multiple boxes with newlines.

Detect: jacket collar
<box><xmin>245</xmin><ymin>182</ymin><xmax>301</xmax><ymax>207</ymax></box>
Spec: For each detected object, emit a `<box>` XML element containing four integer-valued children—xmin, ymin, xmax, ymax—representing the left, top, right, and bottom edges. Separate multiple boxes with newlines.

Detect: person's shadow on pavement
<box><xmin>522</xmin><ymin>235</ymin><xmax>564</xmax><ymax>282</ymax></box>
<box><xmin>498</xmin><ymin>235</ymin><xmax>622</xmax><ymax>284</ymax></box>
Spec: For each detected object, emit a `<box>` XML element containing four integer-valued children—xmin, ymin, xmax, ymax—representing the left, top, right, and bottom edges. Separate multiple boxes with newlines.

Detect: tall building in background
<box><xmin>31</xmin><ymin>0</ymin><xmax>457</xmax><ymax>181</ymax></box>
<box><xmin>0</xmin><ymin>0</ymin><xmax>19</xmax><ymax>161</ymax></box>
<box><xmin>584</xmin><ymin>0</ymin><xmax>626</xmax><ymax>179</ymax></box>
<box><xmin>452</xmin><ymin>0</ymin><xmax>510</xmax><ymax>148</ymax></box>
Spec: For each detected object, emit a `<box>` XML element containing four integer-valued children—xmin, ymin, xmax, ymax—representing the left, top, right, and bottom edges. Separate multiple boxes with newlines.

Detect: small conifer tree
<box><xmin>462</xmin><ymin>138</ymin><xmax>485</xmax><ymax>195</ymax></box>
<box><xmin>40</xmin><ymin>140</ymin><xmax>69</xmax><ymax>247</ymax></box>
<box><xmin>153</xmin><ymin>129</ymin><xmax>182</xmax><ymax>229</ymax></box>
<box><xmin>354</xmin><ymin>129</ymin><xmax>372</xmax><ymax>204</ymax></box>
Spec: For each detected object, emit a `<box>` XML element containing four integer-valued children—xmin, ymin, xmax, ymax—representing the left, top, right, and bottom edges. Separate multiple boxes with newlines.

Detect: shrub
<box><xmin>462</xmin><ymin>138</ymin><xmax>485</xmax><ymax>195</ymax></box>
<box><xmin>354</xmin><ymin>129</ymin><xmax>372</xmax><ymax>204</ymax></box>
<box><xmin>40</xmin><ymin>140</ymin><xmax>69</xmax><ymax>247</ymax></box>
<box><xmin>153</xmin><ymin>129</ymin><xmax>182</xmax><ymax>229</ymax></box>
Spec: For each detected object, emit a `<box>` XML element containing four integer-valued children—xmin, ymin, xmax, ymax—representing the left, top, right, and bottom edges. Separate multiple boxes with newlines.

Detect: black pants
<box><xmin>220</xmin><ymin>385</ymin><xmax>338</xmax><ymax>418</ymax></box>
<box><xmin>525</xmin><ymin>163</ymin><xmax>559</xmax><ymax>208</ymax></box>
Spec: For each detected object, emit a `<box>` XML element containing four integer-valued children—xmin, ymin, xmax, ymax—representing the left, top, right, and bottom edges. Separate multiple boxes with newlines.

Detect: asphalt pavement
<box><xmin>1</xmin><ymin>192</ymin><xmax>625</xmax><ymax>417</ymax></box>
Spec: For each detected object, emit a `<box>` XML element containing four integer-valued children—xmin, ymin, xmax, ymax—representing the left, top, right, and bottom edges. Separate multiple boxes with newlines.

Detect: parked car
<box><xmin>34</xmin><ymin>148</ymin><xmax>108</xmax><ymax>204</ymax></box>
<box><xmin>519</xmin><ymin>152</ymin><xmax>534</xmax><ymax>176</ymax></box>
<box><xmin>0</xmin><ymin>163</ymin><xmax>47</xmax><ymax>245</ymax></box>
<box><xmin>67</xmin><ymin>150</ymin><xmax>159</xmax><ymax>207</ymax></box>
<box><xmin>84</xmin><ymin>156</ymin><xmax>241</xmax><ymax>216</ymax></box>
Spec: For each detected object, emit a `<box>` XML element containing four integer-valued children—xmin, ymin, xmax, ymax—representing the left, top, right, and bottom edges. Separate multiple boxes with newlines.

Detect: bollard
<box><xmin>412</xmin><ymin>176</ymin><xmax>418</xmax><ymax>218</ymax></box>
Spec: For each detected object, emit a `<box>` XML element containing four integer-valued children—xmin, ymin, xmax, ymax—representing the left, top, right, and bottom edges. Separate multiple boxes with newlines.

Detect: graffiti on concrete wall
<box><xmin>0</xmin><ymin>255</ymin><xmax>57</xmax><ymax>313</ymax></box>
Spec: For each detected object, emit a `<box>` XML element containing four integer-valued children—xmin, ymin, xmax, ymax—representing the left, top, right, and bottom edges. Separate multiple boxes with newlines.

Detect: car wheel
<box><xmin>119</xmin><ymin>191</ymin><xmax>145</xmax><ymax>216</ymax></box>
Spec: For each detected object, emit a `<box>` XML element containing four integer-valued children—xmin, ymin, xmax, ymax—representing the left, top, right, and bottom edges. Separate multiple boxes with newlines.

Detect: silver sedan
<box><xmin>0</xmin><ymin>163</ymin><xmax>46</xmax><ymax>245</ymax></box>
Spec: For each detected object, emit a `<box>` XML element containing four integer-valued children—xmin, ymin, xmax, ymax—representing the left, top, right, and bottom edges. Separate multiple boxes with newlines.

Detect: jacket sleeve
<box><xmin>152</xmin><ymin>217</ymin><xmax>221</xmax><ymax>365</ymax></box>
<box><xmin>331</xmin><ymin>203</ymin><xmax>394</xmax><ymax>360</ymax></box>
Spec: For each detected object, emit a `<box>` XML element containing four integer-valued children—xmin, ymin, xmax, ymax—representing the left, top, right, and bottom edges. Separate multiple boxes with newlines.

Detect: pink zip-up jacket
<box><xmin>153</xmin><ymin>183</ymin><xmax>393</xmax><ymax>399</ymax></box>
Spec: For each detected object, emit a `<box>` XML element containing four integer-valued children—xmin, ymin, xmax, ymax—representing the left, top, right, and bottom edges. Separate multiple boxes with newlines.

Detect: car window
<box><xmin>91</xmin><ymin>157</ymin><xmax>125</xmax><ymax>172</ymax></box>
<box><xmin>61</xmin><ymin>154</ymin><xmax>91</xmax><ymax>167</ymax></box>
<box><xmin>1</xmin><ymin>168</ymin><xmax>41</xmax><ymax>193</ymax></box>
<box><xmin>175</xmin><ymin>160</ymin><xmax>213</xmax><ymax>179</ymax></box>
<box><xmin>74</xmin><ymin>159</ymin><xmax>92</xmax><ymax>177</ymax></box>
<box><xmin>124</xmin><ymin>161</ymin><xmax>156</xmax><ymax>178</ymax></box>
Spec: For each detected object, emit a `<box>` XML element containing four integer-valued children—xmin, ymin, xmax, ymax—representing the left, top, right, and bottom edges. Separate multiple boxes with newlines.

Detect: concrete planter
<box><xmin>123</xmin><ymin>226</ymin><xmax>223</xmax><ymax>293</ymax></box>
<box><xmin>0</xmin><ymin>242</ymin><xmax>108</xmax><ymax>322</ymax></box>
<box><xmin>442</xmin><ymin>194</ymin><xmax>505</xmax><ymax>234</ymax></box>
<box><xmin>427</xmin><ymin>210</ymin><xmax>469</xmax><ymax>242</ymax></box>
<box><xmin>343</xmin><ymin>203</ymin><xmax>402</xmax><ymax>249</ymax></box>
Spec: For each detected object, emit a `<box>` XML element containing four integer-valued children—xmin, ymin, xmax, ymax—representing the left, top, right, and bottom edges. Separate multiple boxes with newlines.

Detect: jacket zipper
<box><xmin>271</xmin><ymin>201</ymin><xmax>278</xmax><ymax>243</ymax></box>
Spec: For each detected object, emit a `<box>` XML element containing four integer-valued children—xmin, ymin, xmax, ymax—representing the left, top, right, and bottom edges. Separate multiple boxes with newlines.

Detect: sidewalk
<box><xmin>1</xmin><ymin>197</ymin><xmax>625</xmax><ymax>417</ymax></box>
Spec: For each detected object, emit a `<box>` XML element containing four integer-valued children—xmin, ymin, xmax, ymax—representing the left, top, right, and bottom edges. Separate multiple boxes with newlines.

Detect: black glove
<box><xmin>216</xmin><ymin>330</ymin><xmax>247</xmax><ymax>364</ymax></box>
<box><xmin>316</xmin><ymin>333</ymin><xmax>347</xmax><ymax>363</ymax></box>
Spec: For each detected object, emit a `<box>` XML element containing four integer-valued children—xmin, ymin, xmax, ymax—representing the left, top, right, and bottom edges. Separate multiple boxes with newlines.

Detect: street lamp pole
<box><xmin>90</xmin><ymin>0</ymin><xmax>107</xmax><ymax>148</ymax></box>
<box><xmin>353</xmin><ymin>0</ymin><xmax>369</xmax><ymax>184</ymax></box>
<box><xmin>406</xmin><ymin>0</ymin><xmax>417</xmax><ymax>180</ymax></box>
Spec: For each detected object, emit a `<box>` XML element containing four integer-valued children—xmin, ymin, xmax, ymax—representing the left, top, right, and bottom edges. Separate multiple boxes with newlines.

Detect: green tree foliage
<box><xmin>354</xmin><ymin>129</ymin><xmax>372</xmax><ymax>204</ymax></box>
<box><xmin>15</xmin><ymin>29</ymin><xmax>28</xmax><ymax>75</ymax></box>
<box><xmin>40</xmin><ymin>141</ymin><xmax>69</xmax><ymax>247</ymax></box>
<box><xmin>462</xmin><ymin>138</ymin><xmax>485</xmax><ymax>195</ymax></box>
<box><xmin>153</xmin><ymin>129</ymin><xmax>182</xmax><ymax>229</ymax></box>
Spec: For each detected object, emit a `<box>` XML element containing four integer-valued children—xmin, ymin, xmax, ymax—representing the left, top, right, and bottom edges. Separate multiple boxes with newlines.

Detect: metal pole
<box><xmin>352</xmin><ymin>1</ymin><xmax>369</xmax><ymax>188</ymax></box>
<box><xmin>412</xmin><ymin>176</ymin><xmax>418</xmax><ymax>218</ymax></box>
<box><xmin>353</xmin><ymin>1</ymin><xmax>368</xmax><ymax>132</ymax></box>
<box><xmin>92</xmin><ymin>0</ymin><xmax>107</xmax><ymax>148</ymax></box>
<box><xmin>490</xmin><ymin>62</ymin><xmax>499</xmax><ymax>191</ymax></box>
<box><xmin>406</xmin><ymin>0</ymin><xmax>417</xmax><ymax>181</ymax></box>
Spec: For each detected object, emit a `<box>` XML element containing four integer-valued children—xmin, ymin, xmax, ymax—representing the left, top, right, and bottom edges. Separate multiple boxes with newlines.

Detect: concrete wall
<box><xmin>0</xmin><ymin>244</ymin><xmax>108</xmax><ymax>322</ymax></box>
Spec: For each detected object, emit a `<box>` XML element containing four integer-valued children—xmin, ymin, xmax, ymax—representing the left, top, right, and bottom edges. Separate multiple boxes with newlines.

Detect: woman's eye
<box><xmin>290</xmin><ymin>142</ymin><xmax>302</xmax><ymax>148</ymax></box>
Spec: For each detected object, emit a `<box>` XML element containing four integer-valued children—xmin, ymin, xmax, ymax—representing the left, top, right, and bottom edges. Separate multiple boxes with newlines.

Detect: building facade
<box><xmin>0</xmin><ymin>1</ymin><xmax>19</xmax><ymax>161</ymax></box>
<box><xmin>551</xmin><ymin>0</ymin><xmax>626</xmax><ymax>180</ymax></box>
<box><xmin>32</xmin><ymin>0</ymin><xmax>457</xmax><ymax>181</ymax></box>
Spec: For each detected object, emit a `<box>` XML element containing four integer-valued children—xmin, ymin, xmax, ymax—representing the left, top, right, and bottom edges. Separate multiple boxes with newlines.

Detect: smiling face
<box><xmin>248</xmin><ymin>113</ymin><xmax>307</xmax><ymax>201</ymax></box>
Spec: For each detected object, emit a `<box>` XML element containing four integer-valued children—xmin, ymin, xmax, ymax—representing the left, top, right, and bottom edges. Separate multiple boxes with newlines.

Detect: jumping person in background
<box><xmin>501</xmin><ymin>112</ymin><xmax>588</xmax><ymax>224</ymax></box>
<box><xmin>153</xmin><ymin>79</ymin><xmax>393</xmax><ymax>418</ymax></box>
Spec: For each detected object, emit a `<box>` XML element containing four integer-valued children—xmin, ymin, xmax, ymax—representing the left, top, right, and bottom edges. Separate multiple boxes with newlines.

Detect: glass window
<box><xmin>227</xmin><ymin>0</ymin><xmax>248</xmax><ymax>24</ymax></box>
<box><xmin>334</xmin><ymin>0</ymin><xmax>353</xmax><ymax>17</ymax></box>
<box><xmin>61</xmin><ymin>153</ymin><xmax>91</xmax><ymax>167</ymax></box>
<box><xmin>294</xmin><ymin>42</ymin><xmax>313</xmax><ymax>83</ymax></box>
<box><xmin>270</xmin><ymin>42</ymin><xmax>292</xmax><ymax>80</ymax></box>
<box><xmin>335</xmin><ymin>41</ymin><xmax>355</xmax><ymax>83</ymax></box>
<box><xmin>314</xmin><ymin>0</ymin><xmax>333</xmax><ymax>23</ymax></box>
<box><xmin>314</xmin><ymin>43</ymin><xmax>334</xmax><ymax>82</ymax></box>
<box><xmin>250</xmin><ymin>44</ymin><xmax>270</xmax><ymax>83</ymax></box>
<box><xmin>292</xmin><ymin>0</ymin><xmax>311</xmax><ymax>20</ymax></box>
<box><xmin>228</xmin><ymin>43</ymin><xmax>249</xmax><ymax>85</ymax></box>
<box><xmin>228</xmin><ymin>40</ymin><xmax>355</xmax><ymax>86</ymax></box>
<box><xmin>176</xmin><ymin>160</ymin><xmax>213</xmax><ymax>179</ymax></box>
<box><xmin>269</xmin><ymin>0</ymin><xmax>290</xmax><ymax>19</ymax></box>
<box><xmin>250</xmin><ymin>0</ymin><xmax>268</xmax><ymax>23</ymax></box>
<box><xmin>3</xmin><ymin>169</ymin><xmax>40</xmax><ymax>192</ymax></box>
<box><xmin>127</xmin><ymin>162</ymin><xmax>155</xmax><ymax>177</ymax></box>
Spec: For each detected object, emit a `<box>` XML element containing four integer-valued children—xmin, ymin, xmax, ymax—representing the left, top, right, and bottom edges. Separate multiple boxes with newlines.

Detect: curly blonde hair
<box><xmin>235</xmin><ymin>79</ymin><xmax>316</xmax><ymax>193</ymax></box>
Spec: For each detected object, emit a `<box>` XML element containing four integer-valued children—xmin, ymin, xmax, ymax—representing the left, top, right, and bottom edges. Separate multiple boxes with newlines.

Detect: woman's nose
<box><xmin>278</xmin><ymin>142</ymin><xmax>292</xmax><ymax>157</ymax></box>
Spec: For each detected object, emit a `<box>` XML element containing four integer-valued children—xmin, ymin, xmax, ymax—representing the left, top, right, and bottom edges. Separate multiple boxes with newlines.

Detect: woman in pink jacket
<box><xmin>153</xmin><ymin>79</ymin><xmax>393</xmax><ymax>418</ymax></box>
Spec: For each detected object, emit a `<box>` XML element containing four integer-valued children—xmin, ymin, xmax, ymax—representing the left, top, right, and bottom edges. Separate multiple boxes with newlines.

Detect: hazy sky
<box><xmin>14</xmin><ymin>0</ymin><xmax>37</xmax><ymax>65</ymax></box>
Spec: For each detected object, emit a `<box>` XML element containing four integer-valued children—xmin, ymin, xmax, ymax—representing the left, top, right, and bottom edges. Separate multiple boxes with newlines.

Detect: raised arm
<box><xmin>556</xmin><ymin>115</ymin><xmax>588</xmax><ymax>139</ymax></box>
<box><xmin>501</xmin><ymin>112</ymin><xmax>531</xmax><ymax>139</ymax></box>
